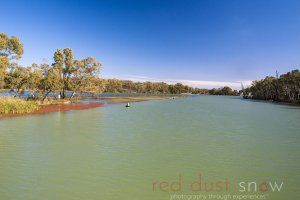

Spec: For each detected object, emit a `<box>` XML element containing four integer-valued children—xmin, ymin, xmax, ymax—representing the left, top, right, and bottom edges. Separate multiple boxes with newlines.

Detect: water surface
<box><xmin>0</xmin><ymin>96</ymin><xmax>299</xmax><ymax>200</ymax></box>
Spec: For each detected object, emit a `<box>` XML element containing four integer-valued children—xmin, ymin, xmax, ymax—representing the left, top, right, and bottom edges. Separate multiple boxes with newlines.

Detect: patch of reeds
<box><xmin>0</xmin><ymin>97</ymin><xmax>39</xmax><ymax>114</ymax></box>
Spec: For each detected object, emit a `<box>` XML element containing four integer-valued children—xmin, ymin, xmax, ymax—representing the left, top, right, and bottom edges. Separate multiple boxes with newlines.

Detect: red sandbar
<box><xmin>0</xmin><ymin>102</ymin><xmax>104</xmax><ymax>118</ymax></box>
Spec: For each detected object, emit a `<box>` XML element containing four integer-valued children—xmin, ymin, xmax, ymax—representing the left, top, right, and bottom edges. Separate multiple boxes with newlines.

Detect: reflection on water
<box><xmin>0</xmin><ymin>96</ymin><xmax>300</xmax><ymax>200</ymax></box>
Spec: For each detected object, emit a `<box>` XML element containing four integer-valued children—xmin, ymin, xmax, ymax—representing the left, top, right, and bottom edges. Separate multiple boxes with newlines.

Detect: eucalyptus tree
<box><xmin>27</xmin><ymin>63</ymin><xmax>43</xmax><ymax>98</ymax></box>
<box><xmin>40</xmin><ymin>63</ymin><xmax>62</xmax><ymax>102</ymax></box>
<box><xmin>63</xmin><ymin>48</ymin><xmax>74</xmax><ymax>98</ymax></box>
<box><xmin>5</xmin><ymin>63</ymin><xmax>31</xmax><ymax>97</ymax></box>
<box><xmin>52</xmin><ymin>49</ymin><xmax>64</xmax><ymax>96</ymax></box>
<box><xmin>68</xmin><ymin>57</ymin><xmax>102</xmax><ymax>99</ymax></box>
<box><xmin>52</xmin><ymin>48</ymin><xmax>74</xmax><ymax>98</ymax></box>
<box><xmin>0</xmin><ymin>33</ymin><xmax>23</xmax><ymax>87</ymax></box>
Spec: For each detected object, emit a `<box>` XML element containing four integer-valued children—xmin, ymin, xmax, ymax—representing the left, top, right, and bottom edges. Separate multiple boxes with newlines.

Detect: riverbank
<box><xmin>0</xmin><ymin>95</ymin><xmax>177</xmax><ymax>118</ymax></box>
<box><xmin>0</xmin><ymin>101</ymin><xmax>104</xmax><ymax>118</ymax></box>
<box><xmin>0</xmin><ymin>97</ymin><xmax>102</xmax><ymax>118</ymax></box>
<box><xmin>243</xmin><ymin>97</ymin><xmax>300</xmax><ymax>107</ymax></box>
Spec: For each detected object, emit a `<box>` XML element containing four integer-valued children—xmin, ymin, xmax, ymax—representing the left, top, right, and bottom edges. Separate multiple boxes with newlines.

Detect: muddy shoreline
<box><xmin>0</xmin><ymin>95</ymin><xmax>182</xmax><ymax>118</ymax></box>
<box><xmin>0</xmin><ymin>102</ymin><xmax>104</xmax><ymax>118</ymax></box>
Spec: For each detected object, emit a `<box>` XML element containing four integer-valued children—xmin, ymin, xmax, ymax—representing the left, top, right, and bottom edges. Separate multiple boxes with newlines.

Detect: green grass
<box><xmin>0</xmin><ymin>97</ymin><xmax>40</xmax><ymax>114</ymax></box>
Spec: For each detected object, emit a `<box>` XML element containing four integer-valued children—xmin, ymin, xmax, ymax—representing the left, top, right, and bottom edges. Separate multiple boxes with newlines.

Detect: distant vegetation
<box><xmin>244</xmin><ymin>70</ymin><xmax>300</xmax><ymax>103</ymax></box>
<box><xmin>0</xmin><ymin>33</ymin><xmax>238</xmax><ymax>101</ymax></box>
<box><xmin>102</xmin><ymin>79</ymin><xmax>239</xmax><ymax>95</ymax></box>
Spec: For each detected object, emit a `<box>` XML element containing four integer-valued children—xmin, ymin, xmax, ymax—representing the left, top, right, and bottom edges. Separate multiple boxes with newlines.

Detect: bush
<box><xmin>0</xmin><ymin>97</ymin><xmax>39</xmax><ymax>114</ymax></box>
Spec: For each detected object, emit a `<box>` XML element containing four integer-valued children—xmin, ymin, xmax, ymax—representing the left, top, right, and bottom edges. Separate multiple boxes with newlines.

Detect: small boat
<box><xmin>125</xmin><ymin>103</ymin><xmax>130</xmax><ymax>107</ymax></box>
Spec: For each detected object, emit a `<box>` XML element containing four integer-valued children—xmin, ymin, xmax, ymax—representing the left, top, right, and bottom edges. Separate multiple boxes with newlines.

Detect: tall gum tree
<box><xmin>69</xmin><ymin>57</ymin><xmax>102</xmax><ymax>100</ymax></box>
<box><xmin>63</xmin><ymin>48</ymin><xmax>74</xmax><ymax>98</ymax></box>
<box><xmin>52</xmin><ymin>49</ymin><xmax>64</xmax><ymax>97</ymax></box>
<box><xmin>0</xmin><ymin>33</ymin><xmax>23</xmax><ymax>88</ymax></box>
<box><xmin>52</xmin><ymin>48</ymin><xmax>74</xmax><ymax>98</ymax></box>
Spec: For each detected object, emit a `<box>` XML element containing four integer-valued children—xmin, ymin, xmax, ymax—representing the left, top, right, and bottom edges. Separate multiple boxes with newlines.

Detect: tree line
<box><xmin>0</xmin><ymin>33</ymin><xmax>238</xmax><ymax>100</ymax></box>
<box><xmin>245</xmin><ymin>70</ymin><xmax>300</xmax><ymax>103</ymax></box>
<box><xmin>102</xmin><ymin>79</ymin><xmax>238</xmax><ymax>95</ymax></box>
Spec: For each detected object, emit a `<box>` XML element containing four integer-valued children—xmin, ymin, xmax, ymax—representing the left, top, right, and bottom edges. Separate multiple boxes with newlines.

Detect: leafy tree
<box><xmin>68</xmin><ymin>57</ymin><xmax>102</xmax><ymax>99</ymax></box>
<box><xmin>27</xmin><ymin>63</ymin><xmax>43</xmax><ymax>98</ymax></box>
<box><xmin>63</xmin><ymin>48</ymin><xmax>74</xmax><ymax>98</ymax></box>
<box><xmin>220</xmin><ymin>86</ymin><xmax>233</xmax><ymax>95</ymax></box>
<box><xmin>209</xmin><ymin>86</ymin><xmax>236</xmax><ymax>95</ymax></box>
<box><xmin>40</xmin><ymin>63</ymin><xmax>62</xmax><ymax>102</ymax></box>
<box><xmin>105</xmin><ymin>79</ymin><xmax>123</xmax><ymax>93</ymax></box>
<box><xmin>5</xmin><ymin>63</ymin><xmax>30</xmax><ymax>97</ymax></box>
<box><xmin>52</xmin><ymin>49</ymin><xmax>64</xmax><ymax>97</ymax></box>
<box><xmin>0</xmin><ymin>33</ymin><xmax>23</xmax><ymax>87</ymax></box>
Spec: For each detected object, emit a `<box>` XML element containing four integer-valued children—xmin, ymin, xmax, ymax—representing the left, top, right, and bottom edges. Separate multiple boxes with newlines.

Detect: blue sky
<box><xmin>2</xmin><ymin>0</ymin><xmax>300</xmax><ymax>88</ymax></box>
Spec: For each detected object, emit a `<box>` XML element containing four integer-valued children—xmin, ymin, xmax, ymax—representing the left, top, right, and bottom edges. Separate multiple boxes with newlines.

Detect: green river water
<box><xmin>0</xmin><ymin>96</ymin><xmax>299</xmax><ymax>200</ymax></box>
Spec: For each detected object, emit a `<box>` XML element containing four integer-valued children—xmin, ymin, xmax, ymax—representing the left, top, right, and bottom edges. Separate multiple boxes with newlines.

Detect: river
<box><xmin>0</xmin><ymin>96</ymin><xmax>299</xmax><ymax>200</ymax></box>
